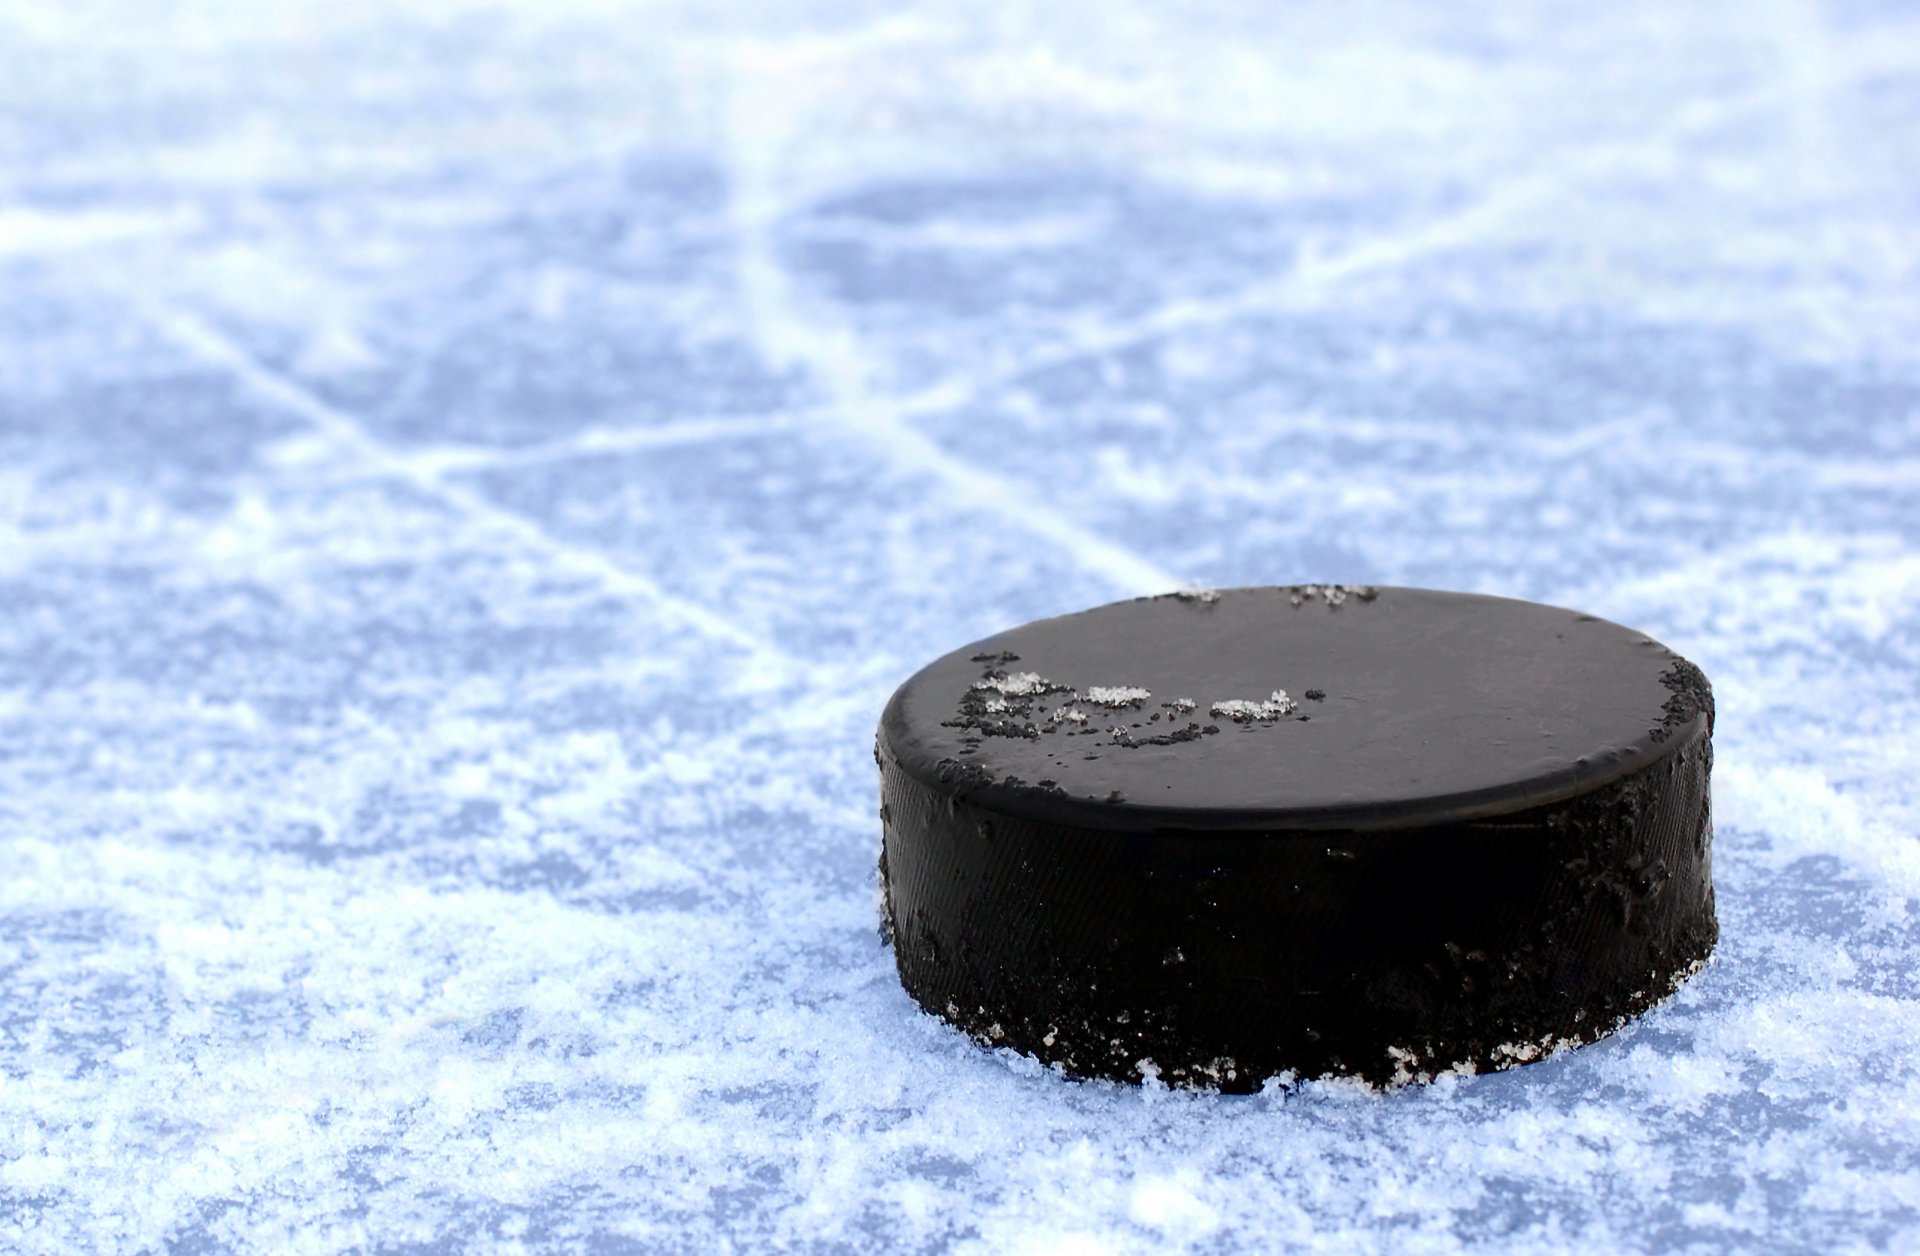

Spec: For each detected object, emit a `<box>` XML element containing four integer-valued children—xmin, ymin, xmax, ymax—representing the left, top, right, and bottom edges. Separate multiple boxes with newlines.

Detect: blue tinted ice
<box><xmin>1</xmin><ymin>3</ymin><xmax>1917</xmax><ymax>1251</ymax></box>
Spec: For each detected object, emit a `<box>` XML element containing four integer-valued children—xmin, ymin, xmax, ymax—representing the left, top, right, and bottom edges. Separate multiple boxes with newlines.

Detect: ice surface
<box><xmin>1</xmin><ymin>0</ymin><xmax>1918</xmax><ymax>1251</ymax></box>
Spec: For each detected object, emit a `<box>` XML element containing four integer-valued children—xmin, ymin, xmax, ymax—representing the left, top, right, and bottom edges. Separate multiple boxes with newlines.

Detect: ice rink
<box><xmin>2</xmin><ymin>2</ymin><xmax>1917</xmax><ymax>1250</ymax></box>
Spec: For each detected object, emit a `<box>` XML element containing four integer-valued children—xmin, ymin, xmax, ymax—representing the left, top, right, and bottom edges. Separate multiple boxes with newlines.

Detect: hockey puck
<box><xmin>876</xmin><ymin>586</ymin><xmax>1716</xmax><ymax>1090</ymax></box>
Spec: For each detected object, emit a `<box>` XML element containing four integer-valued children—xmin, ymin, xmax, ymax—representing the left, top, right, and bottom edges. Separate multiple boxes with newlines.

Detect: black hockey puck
<box><xmin>876</xmin><ymin>586</ymin><xmax>1716</xmax><ymax>1090</ymax></box>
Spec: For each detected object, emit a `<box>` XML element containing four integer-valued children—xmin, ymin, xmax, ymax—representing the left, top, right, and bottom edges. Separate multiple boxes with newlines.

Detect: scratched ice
<box><xmin>2</xmin><ymin>2</ymin><xmax>1918</xmax><ymax>1252</ymax></box>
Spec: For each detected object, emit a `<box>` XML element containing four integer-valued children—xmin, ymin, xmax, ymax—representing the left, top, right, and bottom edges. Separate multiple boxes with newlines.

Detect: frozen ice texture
<box><xmin>0</xmin><ymin>0</ymin><xmax>1917</xmax><ymax>1252</ymax></box>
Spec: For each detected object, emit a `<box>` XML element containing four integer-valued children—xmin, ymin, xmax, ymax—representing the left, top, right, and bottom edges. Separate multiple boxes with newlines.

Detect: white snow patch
<box><xmin>973</xmin><ymin>671</ymin><xmax>1052</xmax><ymax>695</ymax></box>
<box><xmin>1210</xmin><ymin>690</ymin><xmax>1296</xmax><ymax>721</ymax></box>
<box><xmin>1083</xmin><ymin>685</ymin><xmax>1151</xmax><ymax>707</ymax></box>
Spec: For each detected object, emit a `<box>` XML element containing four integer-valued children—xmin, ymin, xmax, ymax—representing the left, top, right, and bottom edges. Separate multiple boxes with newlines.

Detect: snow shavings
<box><xmin>1209</xmin><ymin>690</ymin><xmax>1297</xmax><ymax>721</ymax></box>
<box><xmin>1287</xmin><ymin>583</ymin><xmax>1378</xmax><ymax>607</ymax></box>
<box><xmin>973</xmin><ymin>671</ymin><xmax>1054</xmax><ymax>696</ymax></box>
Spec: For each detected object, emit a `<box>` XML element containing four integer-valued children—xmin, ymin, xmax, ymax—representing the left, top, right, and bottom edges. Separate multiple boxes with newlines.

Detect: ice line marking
<box><xmin>366</xmin><ymin>410</ymin><xmax>823</xmax><ymax>481</ymax></box>
<box><xmin>695</xmin><ymin>50</ymin><xmax>1825</xmax><ymax>600</ymax></box>
<box><xmin>724</xmin><ymin>105</ymin><xmax>1183</xmax><ymax>597</ymax></box>
<box><xmin>140</xmin><ymin>302</ymin><xmax>795</xmax><ymax>667</ymax></box>
<box><xmin>864</xmin><ymin>81</ymin><xmax>1830</xmax><ymax>411</ymax></box>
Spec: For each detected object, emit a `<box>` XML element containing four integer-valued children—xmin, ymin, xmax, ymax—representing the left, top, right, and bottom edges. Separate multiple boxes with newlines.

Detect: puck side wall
<box><xmin>879</xmin><ymin>725</ymin><xmax>1717</xmax><ymax>1089</ymax></box>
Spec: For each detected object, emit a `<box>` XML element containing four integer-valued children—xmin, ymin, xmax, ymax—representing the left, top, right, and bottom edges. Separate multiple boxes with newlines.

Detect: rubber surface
<box><xmin>876</xmin><ymin>586</ymin><xmax>1718</xmax><ymax>1089</ymax></box>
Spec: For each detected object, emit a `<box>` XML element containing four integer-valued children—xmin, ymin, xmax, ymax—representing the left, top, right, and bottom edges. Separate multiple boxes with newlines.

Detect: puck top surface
<box><xmin>880</xmin><ymin>586</ymin><xmax>1709</xmax><ymax>833</ymax></box>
